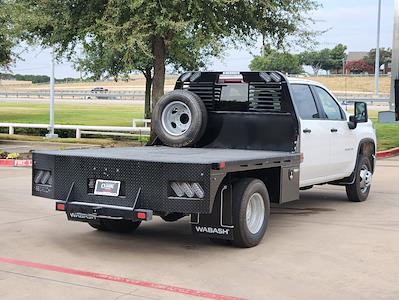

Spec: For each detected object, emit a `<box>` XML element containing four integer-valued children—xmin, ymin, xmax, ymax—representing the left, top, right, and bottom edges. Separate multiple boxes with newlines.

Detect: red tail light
<box><xmin>137</xmin><ymin>212</ymin><xmax>147</xmax><ymax>220</ymax></box>
<box><xmin>56</xmin><ymin>202</ymin><xmax>66</xmax><ymax>211</ymax></box>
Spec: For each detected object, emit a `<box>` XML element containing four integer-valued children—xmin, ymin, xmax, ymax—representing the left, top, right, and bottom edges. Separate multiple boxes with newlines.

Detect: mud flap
<box><xmin>191</xmin><ymin>184</ymin><xmax>234</xmax><ymax>240</ymax></box>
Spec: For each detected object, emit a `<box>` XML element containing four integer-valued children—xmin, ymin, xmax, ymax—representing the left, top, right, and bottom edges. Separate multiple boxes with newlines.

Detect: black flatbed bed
<box><xmin>36</xmin><ymin>146</ymin><xmax>298</xmax><ymax>166</ymax></box>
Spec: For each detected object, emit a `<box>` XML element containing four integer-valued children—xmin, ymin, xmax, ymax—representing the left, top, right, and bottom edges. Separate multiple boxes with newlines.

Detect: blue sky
<box><xmin>10</xmin><ymin>0</ymin><xmax>395</xmax><ymax>78</ymax></box>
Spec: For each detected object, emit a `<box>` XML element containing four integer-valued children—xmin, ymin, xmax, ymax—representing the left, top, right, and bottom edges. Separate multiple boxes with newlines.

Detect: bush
<box><xmin>6</xmin><ymin>152</ymin><xmax>19</xmax><ymax>159</ymax></box>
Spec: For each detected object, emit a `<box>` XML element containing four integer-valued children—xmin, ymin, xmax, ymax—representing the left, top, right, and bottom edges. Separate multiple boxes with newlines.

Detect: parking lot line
<box><xmin>0</xmin><ymin>257</ymin><xmax>244</xmax><ymax>300</ymax></box>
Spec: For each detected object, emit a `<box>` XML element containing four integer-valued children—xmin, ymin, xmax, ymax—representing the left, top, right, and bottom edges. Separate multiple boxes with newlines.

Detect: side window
<box><xmin>291</xmin><ymin>84</ymin><xmax>320</xmax><ymax>119</ymax></box>
<box><xmin>314</xmin><ymin>86</ymin><xmax>344</xmax><ymax>120</ymax></box>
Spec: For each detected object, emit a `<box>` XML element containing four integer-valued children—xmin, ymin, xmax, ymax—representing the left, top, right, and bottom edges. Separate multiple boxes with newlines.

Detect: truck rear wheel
<box><xmin>152</xmin><ymin>90</ymin><xmax>207</xmax><ymax>147</ymax></box>
<box><xmin>346</xmin><ymin>155</ymin><xmax>373</xmax><ymax>202</ymax></box>
<box><xmin>232</xmin><ymin>178</ymin><xmax>270</xmax><ymax>248</ymax></box>
<box><xmin>89</xmin><ymin>220</ymin><xmax>141</xmax><ymax>233</ymax></box>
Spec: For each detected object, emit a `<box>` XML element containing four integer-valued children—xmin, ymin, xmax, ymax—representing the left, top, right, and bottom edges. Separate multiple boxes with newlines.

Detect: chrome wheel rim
<box><xmin>246</xmin><ymin>193</ymin><xmax>265</xmax><ymax>234</ymax></box>
<box><xmin>161</xmin><ymin>101</ymin><xmax>192</xmax><ymax>136</ymax></box>
<box><xmin>359</xmin><ymin>164</ymin><xmax>372</xmax><ymax>193</ymax></box>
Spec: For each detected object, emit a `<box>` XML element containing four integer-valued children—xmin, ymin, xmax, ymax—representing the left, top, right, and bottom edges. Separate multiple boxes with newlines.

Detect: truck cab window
<box><xmin>314</xmin><ymin>86</ymin><xmax>344</xmax><ymax>120</ymax></box>
<box><xmin>291</xmin><ymin>84</ymin><xmax>320</xmax><ymax>119</ymax></box>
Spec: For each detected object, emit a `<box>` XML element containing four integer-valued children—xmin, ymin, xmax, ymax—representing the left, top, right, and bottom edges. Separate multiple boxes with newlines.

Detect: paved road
<box><xmin>0</xmin><ymin>159</ymin><xmax>398</xmax><ymax>299</ymax></box>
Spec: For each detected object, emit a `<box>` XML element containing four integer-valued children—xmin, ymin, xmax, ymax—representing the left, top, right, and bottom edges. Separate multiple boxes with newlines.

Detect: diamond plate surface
<box><xmin>51</xmin><ymin>156</ymin><xmax>212</xmax><ymax>214</ymax></box>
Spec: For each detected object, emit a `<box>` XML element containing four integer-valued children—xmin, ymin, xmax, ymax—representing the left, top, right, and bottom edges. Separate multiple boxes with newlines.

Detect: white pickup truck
<box><xmin>32</xmin><ymin>71</ymin><xmax>376</xmax><ymax>247</ymax></box>
<box><xmin>289</xmin><ymin>77</ymin><xmax>376</xmax><ymax>200</ymax></box>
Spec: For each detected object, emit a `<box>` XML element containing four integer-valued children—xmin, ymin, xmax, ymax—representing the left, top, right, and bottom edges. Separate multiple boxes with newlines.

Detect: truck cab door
<box><xmin>291</xmin><ymin>84</ymin><xmax>330</xmax><ymax>187</ymax></box>
<box><xmin>312</xmin><ymin>86</ymin><xmax>356</xmax><ymax>179</ymax></box>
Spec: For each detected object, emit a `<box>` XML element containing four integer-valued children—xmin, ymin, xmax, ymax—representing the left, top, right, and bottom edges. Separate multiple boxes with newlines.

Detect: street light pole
<box><xmin>46</xmin><ymin>48</ymin><xmax>58</xmax><ymax>139</ymax></box>
<box><xmin>375</xmin><ymin>0</ymin><xmax>382</xmax><ymax>96</ymax></box>
<box><xmin>390</xmin><ymin>0</ymin><xmax>399</xmax><ymax>111</ymax></box>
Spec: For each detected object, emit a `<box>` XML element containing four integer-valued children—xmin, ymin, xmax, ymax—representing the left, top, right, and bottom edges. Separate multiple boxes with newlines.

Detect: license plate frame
<box><xmin>94</xmin><ymin>179</ymin><xmax>121</xmax><ymax>197</ymax></box>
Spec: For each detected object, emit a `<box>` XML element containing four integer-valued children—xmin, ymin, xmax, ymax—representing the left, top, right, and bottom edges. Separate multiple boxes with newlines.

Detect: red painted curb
<box><xmin>0</xmin><ymin>257</ymin><xmax>244</xmax><ymax>300</ymax></box>
<box><xmin>0</xmin><ymin>159</ymin><xmax>32</xmax><ymax>167</ymax></box>
<box><xmin>376</xmin><ymin>147</ymin><xmax>399</xmax><ymax>159</ymax></box>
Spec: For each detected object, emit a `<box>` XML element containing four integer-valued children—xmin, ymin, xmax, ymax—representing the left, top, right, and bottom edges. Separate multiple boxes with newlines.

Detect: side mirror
<box><xmin>348</xmin><ymin>102</ymin><xmax>368</xmax><ymax>130</ymax></box>
<box><xmin>354</xmin><ymin>101</ymin><xmax>368</xmax><ymax>123</ymax></box>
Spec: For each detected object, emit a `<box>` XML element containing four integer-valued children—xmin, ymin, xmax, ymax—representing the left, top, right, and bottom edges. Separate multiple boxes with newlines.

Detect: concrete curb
<box><xmin>1</xmin><ymin>147</ymin><xmax>398</xmax><ymax>167</ymax></box>
<box><xmin>0</xmin><ymin>159</ymin><xmax>32</xmax><ymax>167</ymax></box>
<box><xmin>376</xmin><ymin>147</ymin><xmax>399</xmax><ymax>159</ymax></box>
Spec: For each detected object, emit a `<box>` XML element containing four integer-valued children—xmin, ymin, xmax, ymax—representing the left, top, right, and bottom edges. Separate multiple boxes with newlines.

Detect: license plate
<box><xmin>94</xmin><ymin>179</ymin><xmax>121</xmax><ymax>197</ymax></box>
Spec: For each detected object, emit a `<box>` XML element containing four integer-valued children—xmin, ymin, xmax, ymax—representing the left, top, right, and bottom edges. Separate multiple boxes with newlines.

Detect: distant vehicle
<box><xmin>87</xmin><ymin>87</ymin><xmax>110</xmax><ymax>99</ymax></box>
<box><xmin>90</xmin><ymin>87</ymin><xmax>109</xmax><ymax>93</ymax></box>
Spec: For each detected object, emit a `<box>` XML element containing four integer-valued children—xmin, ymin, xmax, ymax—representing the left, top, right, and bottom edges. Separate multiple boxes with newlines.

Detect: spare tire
<box><xmin>153</xmin><ymin>90</ymin><xmax>207</xmax><ymax>147</ymax></box>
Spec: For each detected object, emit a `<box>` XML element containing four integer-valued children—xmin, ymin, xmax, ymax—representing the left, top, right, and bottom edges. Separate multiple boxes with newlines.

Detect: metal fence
<box><xmin>0</xmin><ymin>119</ymin><xmax>151</xmax><ymax>139</ymax></box>
<box><xmin>0</xmin><ymin>90</ymin><xmax>146</xmax><ymax>100</ymax></box>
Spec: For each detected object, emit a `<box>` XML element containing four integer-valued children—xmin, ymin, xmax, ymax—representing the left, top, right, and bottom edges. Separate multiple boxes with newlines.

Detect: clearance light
<box><xmin>219</xmin><ymin>74</ymin><xmax>244</xmax><ymax>83</ymax></box>
<box><xmin>56</xmin><ymin>202</ymin><xmax>66</xmax><ymax>211</ymax></box>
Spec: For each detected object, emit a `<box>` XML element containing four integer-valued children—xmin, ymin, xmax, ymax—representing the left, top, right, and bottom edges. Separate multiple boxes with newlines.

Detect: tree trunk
<box><xmin>151</xmin><ymin>36</ymin><xmax>166</xmax><ymax>108</ymax></box>
<box><xmin>143</xmin><ymin>68</ymin><xmax>152</xmax><ymax>119</ymax></box>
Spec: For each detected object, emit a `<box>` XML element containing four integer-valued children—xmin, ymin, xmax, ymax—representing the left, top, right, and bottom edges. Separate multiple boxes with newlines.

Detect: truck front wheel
<box><xmin>346</xmin><ymin>155</ymin><xmax>373</xmax><ymax>202</ymax></box>
<box><xmin>232</xmin><ymin>178</ymin><xmax>270</xmax><ymax>248</ymax></box>
<box><xmin>89</xmin><ymin>219</ymin><xmax>141</xmax><ymax>233</ymax></box>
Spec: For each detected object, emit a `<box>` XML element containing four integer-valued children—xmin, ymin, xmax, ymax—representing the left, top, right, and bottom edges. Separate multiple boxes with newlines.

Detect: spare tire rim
<box><xmin>359</xmin><ymin>164</ymin><xmax>372</xmax><ymax>193</ymax></box>
<box><xmin>246</xmin><ymin>192</ymin><xmax>265</xmax><ymax>234</ymax></box>
<box><xmin>161</xmin><ymin>101</ymin><xmax>192</xmax><ymax>136</ymax></box>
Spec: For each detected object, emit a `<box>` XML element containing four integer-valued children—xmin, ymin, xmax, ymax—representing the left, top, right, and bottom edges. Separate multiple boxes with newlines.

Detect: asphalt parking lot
<box><xmin>0</xmin><ymin>158</ymin><xmax>398</xmax><ymax>300</ymax></box>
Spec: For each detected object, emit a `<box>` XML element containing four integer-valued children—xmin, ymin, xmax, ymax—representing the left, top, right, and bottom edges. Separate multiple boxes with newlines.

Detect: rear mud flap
<box><xmin>191</xmin><ymin>184</ymin><xmax>234</xmax><ymax>240</ymax></box>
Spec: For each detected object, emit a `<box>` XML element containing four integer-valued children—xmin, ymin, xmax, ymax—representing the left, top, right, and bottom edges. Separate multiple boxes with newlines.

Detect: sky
<box><xmin>9</xmin><ymin>0</ymin><xmax>396</xmax><ymax>78</ymax></box>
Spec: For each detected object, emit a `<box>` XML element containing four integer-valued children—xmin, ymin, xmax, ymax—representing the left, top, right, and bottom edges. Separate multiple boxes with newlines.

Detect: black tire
<box><xmin>232</xmin><ymin>178</ymin><xmax>270</xmax><ymax>248</ymax></box>
<box><xmin>346</xmin><ymin>155</ymin><xmax>373</xmax><ymax>202</ymax></box>
<box><xmin>89</xmin><ymin>219</ymin><xmax>141</xmax><ymax>233</ymax></box>
<box><xmin>152</xmin><ymin>90</ymin><xmax>207</xmax><ymax>147</ymax></box>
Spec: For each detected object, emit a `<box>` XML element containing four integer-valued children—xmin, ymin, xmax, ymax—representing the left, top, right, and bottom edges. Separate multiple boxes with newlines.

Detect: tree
<box><xmin>364</xmin><ymin>48</ymin><xmax>392</xmax><ymax>73</ymax></box>
<box><xmin>345</xmin><ymin>60</ymin><xmax>374</xmax><ymax>74</ymax></box>
<box><xmin>299</xmin><ymin>44</ymin><xmax>347</xmax><ymax>75</ymax></box>
<box><xmin>249</xmin><ymin>50</ymin><xmax>303</xmax><ymax>74</ymax></box>
<box><xmin>299</xmin><ymin>50</ymin><xmax>325</xmax><ymax>75</ymax></box>
<box><xmin>0</xmin><ymin>1</ymin><xmax>14</xmax><ymax>69</ymax></box>
<box><xmin>12</xmin><ymin>0</ymin><xmax>319</xmax><ymax>107</ymax></box>
<box><xmin>329</xmin><ymin>44</ymin><xmax>347</xmax><ymax>74</ymax></box>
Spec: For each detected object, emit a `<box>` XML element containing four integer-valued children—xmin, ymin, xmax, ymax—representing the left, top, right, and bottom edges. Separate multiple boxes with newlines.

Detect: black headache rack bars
<box><xmin>172</xmin><ymin>71</ymin><xmax>300</xmax><ymax>153</ymax></box>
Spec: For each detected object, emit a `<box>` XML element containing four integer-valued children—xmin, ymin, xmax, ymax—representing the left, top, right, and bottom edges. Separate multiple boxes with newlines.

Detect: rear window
<box><xmin>220</xmin><ymin>84</ymin><xmax>248</xmax><ymax>103</ymax></box>
<box><xmin>291</xmin><ymin>84</ymin><xmax>320</xmax><ymax>119</ymax></box>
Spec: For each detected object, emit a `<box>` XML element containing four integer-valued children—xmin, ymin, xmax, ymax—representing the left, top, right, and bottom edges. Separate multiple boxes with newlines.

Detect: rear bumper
<box><xmin>56</xmin><ymin>201</ymin><xmax>153</xmax><ymax>222</ymax></box>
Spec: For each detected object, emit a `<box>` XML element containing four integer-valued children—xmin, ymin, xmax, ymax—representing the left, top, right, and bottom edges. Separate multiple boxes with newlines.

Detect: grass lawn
<box><xmin>0</xmin><ymin>103</ymin><xmax>144</xmax><ymax>126</ymax></box>
<box><xmin>0</xmin><ymin>102</ymin><xmax>398</xmax><ymax>151</ymax></box>
<box><xmin>307</xmin><ymin>76</ymin><xmax>391</xmax><ymax>94</ymax></box>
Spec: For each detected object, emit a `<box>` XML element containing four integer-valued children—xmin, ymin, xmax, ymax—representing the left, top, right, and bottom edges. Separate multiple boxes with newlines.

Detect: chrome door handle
<box><xmin>303</xmin><ymin>128</ymin><xmax>312</xmax><ymax>133</ymax></box>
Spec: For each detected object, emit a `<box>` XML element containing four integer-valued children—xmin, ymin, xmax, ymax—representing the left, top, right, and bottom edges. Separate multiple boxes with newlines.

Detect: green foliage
<box><xmin>11</xmin><ymin>0</ymin><xmax>319</xmax><ymax>105</ymax></box>
<box><xmin>6</xmin><ymin>152</ymin><xmax>20</xmax><ymax>159</ymax></box>
<box><xmin>249</xmin><ymin>50</ymin><xmax>303</xmax><ymax>74</ymax></box>
<box><xmin>299</xmin><ymin>44</ymin><xmax>347</xmax><ymax>75</ymax></box>
<box><xmin>364</xmin><ymin>48</ymin><xmax>392</xmax><ymax>68</ymax></box>
<box><xmin>0</xmin><ymin>1</ymin><xmax>15</xmax><ymax>68</ymax></box>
